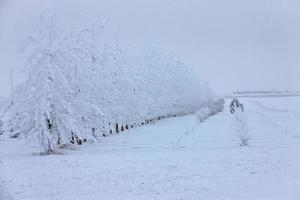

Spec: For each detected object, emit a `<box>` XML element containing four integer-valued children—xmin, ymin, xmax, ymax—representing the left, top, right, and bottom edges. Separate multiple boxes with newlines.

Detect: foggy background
<box><xmin>0</xmin><ymin>0</ymin><xmax>300</xmax><ymax>97</ymax></box>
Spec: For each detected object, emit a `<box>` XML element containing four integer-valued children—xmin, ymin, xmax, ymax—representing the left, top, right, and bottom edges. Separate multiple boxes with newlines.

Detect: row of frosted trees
<box><xmin>1</xmin><ymin>13</ymin><xmax>217</xmax><ymax>153</ymax></box>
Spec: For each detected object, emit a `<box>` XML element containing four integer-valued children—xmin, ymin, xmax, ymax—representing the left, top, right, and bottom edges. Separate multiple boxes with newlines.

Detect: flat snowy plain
<box><xmin>1</xmin><ymin>97</ymin><xmax>300</xmax><ymax>200</ymax></box>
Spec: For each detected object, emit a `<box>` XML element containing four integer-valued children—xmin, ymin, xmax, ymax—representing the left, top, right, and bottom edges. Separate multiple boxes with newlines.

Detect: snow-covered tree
<box><xmin>4</xmin><ymin>13</ymin><xmax>106</xmax><ymax>153</ymax></box>
<box><xmin>1</xmin><ymin>12</ymin><xmax>219</xmax><ymax>153</ymax></box>
<box><xmin>6</xmin><ymin>13</ymin><xmax>76</xmax><ymax>152</ymax></box>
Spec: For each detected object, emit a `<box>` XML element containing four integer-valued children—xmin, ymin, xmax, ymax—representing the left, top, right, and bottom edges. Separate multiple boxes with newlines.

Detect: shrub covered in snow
<box><xmin>230</xmin><ymin>98</ymin><xmax>244</xmax><ymax>114</ymax></box>
<box><xmin>0</xmin><ymin>120</ymin><xmax>3</xmax><ymax>135</ymax></box>
<box><xmin>196</xmin><ymin>107</ymin><xmax>211</xmax><ymax>122</ymax></box>
<box><xmin>210</xmin><ymin>98</ymin><xmax>225</xmax><ymax>115</ymax></box>
<box><xmin>196</xmin><ymin>98</ymin><xmax>225</xmax><ymax>122</ymax></box>
<box><xmin>232</xmin><ymin>110</ymin><xmax>249</xmax><ymax>146</ymax></box>
<box><xmin>1</xmin><ymin>13</ymin><xmax>218</xmax><ymax>153</ymax></box>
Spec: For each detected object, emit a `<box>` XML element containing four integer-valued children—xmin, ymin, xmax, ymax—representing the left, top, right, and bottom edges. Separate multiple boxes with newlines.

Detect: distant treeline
<box><xmin>233</xmin><ymin>90</ymin><xmax>300</xmax><ymax>95</ymax></box>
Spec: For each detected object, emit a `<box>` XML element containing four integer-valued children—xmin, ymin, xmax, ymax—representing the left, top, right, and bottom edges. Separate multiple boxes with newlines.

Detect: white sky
<box><xmin>0</xmin><ymin>0</ymin><xmax>300</xmax><ymax>97</ymax></box>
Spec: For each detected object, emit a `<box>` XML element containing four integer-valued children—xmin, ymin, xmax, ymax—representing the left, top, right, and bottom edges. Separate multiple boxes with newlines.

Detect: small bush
<box><xmin>0</xmin><ymin>120</ymin><xmax>3</xmax><ymax>135</ymax></box>
<box><xmin>232</xmin><ymin>111</ymin><xmax>249</xmax><ymax>147</ymax></box>
<box><xmin>196</xmin><ymin>107</ymin><xmax>211</xmax><ymax>122</ymax></box>
<box><xmin>197</xmin><ymin>98</ymin><xmax>225</xmax><ymax>123</ymax></box>
<box><xmin>210</xmin><ymin>98</ymin><xmax>225</xmax><ymax>115</ymax></box>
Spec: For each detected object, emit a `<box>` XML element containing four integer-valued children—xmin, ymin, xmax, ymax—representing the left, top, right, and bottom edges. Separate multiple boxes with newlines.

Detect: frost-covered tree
<box><xmin>1</xmin><ymin>12</ymin><xmax>220</xmax><ymax>153</ymax></box>
<box><xmin>7</xmin><ymin>14</ymin><xmax>70</xmax><ymax>152</ymax></box>
<box><xmin>5</xmin><ymin>13</ymin><xmax>104</xmax><ymax>153</ymax></box>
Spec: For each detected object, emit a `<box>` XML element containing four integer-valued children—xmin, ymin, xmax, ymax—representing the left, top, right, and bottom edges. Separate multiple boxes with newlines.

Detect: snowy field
<box><xmin>1</xmin><ymin>97</ymin><xmax>300</xmax><ymax>200</ymax></box>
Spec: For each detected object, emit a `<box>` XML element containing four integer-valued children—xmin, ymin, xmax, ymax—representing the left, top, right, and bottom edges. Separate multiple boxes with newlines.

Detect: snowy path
<box><xmin>1</xmin><ymin>97</ymin><xmax>300</xmax><ymax>200</ymax></box>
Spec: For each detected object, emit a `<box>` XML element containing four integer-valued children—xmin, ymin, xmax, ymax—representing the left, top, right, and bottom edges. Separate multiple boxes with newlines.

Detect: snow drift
<box><xmin>0</xmin><ymin>13</ymin><xmax>222</xmax><ymax>153</ymax></box>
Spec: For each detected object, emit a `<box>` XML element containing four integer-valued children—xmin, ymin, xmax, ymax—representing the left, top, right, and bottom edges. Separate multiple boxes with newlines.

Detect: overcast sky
<box><xmin>0</xmin><ymin>0</ymin><xmax>300</xmax><ymax>97</ymax></box>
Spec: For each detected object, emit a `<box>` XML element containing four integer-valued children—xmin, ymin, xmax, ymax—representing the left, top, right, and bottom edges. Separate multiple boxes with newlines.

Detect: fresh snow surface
<box><xmin>1</xmin><ymin>97</ymin><xmax>300</xmax><ymax>200</ymax></box>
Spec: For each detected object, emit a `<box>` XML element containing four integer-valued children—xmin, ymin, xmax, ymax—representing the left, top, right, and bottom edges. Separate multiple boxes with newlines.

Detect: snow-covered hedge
<box><xmin>196</xmin><ymin>98</ymin><xmax>225</xmax><ymax>122</ymax></box>
<box><xmin>196</xmin><ymin>108</ymin><xmax>211</xmax><ymax>122</ymax></box>
<box><xmin>0</xmin><ymin>120</ymin><xmax>3</xmax><ymax>135</ymax></box>
<box><xmin>0</xmin><ymin>98</ymin><xmax>7</xmax><ymax>136</ymax></box>
<box><xmin>231</xmin><ymin>110</ymin><xmax>249</xmax><ymax>146</ymax></box>
<box><xmin>1</xmin><ymin>13</ymin><xmax>218</xmax><ymax>153</ymax></box>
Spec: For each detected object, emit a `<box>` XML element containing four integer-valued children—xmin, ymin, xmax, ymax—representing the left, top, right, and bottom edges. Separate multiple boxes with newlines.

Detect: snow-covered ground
<box><xmin>1</xmin><ymin>97</ymin><xmax>300</xmax><ymax>200</ymax></box>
